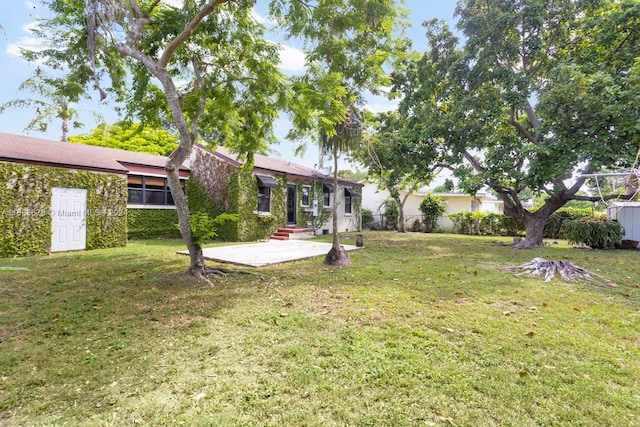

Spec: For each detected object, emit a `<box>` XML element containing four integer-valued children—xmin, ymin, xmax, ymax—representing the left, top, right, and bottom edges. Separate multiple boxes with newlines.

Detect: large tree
<box><xmin>394</xmin><ymin>0</ymin><xmax>640</xmax><ymax>247</ymax></box>
<box><xmin>29</xmin><ymin>0</ymin><xmax>287</xmax><ymax>282</ymax></box>
<box><xmin>276</xmin><ymin>1</ymin><xmax>407</xmax><ymax>265</ymax></box>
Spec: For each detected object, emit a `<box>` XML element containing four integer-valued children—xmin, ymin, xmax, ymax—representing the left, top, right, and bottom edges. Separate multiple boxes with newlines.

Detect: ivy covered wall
<box><xmin>189</xmin><ymin>148</ymin><xmax>285</xmax><ymax>241</ymax></box>
<box><xmin>127</xmin><ymin>208</ymin><xmax>181</xmax><ymax>240</ymax></box>
<box><xmin>234</xmin><ymin>171</ymin><xmax>285</xmax><ymax>241</ymax></box>
<box><xmin>0</xmin><ymin>162</ymin><xmax>127</xmax><ymax>257</ymax></box>
<box><xmin>187</xmin><ymin>146</ymin><xmax>361</xmax><ymax>241</ymax></box>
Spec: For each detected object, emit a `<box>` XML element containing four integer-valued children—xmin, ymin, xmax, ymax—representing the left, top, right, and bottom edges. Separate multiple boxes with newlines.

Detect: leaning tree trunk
<box><xmin>166</xmin><ymin>161</ymin><xmax>207</xmax><ymax>279</ymax></box>
<box><xmin>324</xmin><ymin>143</ymin><xmax>351</xmax><ymax>266</ymax></box>
<box><xmin>158</xmin><ymin>71</ymin><xmax>210</xmax><ymax>282</ymax></box>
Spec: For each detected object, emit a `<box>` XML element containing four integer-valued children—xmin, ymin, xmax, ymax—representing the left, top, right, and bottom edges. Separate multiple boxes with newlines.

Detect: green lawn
<box><xmin>1</xmin><ymin>232</ymin><xmax>638</xmax><ymax>426</ymax></box>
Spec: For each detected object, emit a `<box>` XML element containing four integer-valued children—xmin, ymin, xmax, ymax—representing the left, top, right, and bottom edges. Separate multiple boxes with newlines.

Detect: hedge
<box><xmin>563</xmin><ymin>218</ymin><xmax>623</xmax><ymax>249</ymax></box>
<box><xmin>448</xmin><ymin>207</ymin><xmax>603</xmax><ymax>239</ymax></box>
<box><xmin>126</xmin><ymin>208</ymin><xmax>181</xmax><ymax>240</ymax></box>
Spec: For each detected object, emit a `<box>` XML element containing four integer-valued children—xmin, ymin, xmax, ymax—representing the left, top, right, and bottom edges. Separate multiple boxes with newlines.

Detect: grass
<box><xmin>0</xmin><ymin>232</ymin><xmax>639</xmax><ymax>426</ymax></box>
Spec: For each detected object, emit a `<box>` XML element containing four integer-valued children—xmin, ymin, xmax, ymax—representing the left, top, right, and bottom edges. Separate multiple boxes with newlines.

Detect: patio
<box><xmin>178</xmin><ymin>239</ymin><xmax>362</xmax><ymax>267</ymax></box>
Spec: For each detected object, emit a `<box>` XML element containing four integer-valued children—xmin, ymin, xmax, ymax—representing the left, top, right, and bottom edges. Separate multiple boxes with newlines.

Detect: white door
<box><xmin>51</xmin><ymin>187</ymin><xmax>87</xmax><ymax>252</ymax></box>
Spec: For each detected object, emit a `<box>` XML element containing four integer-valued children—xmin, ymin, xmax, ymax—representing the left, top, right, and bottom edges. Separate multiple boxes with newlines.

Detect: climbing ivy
<box><xmin>127</xmin><ymin>208</ymin><xmax>181</xmax><ymax>240</ymax></box>
<box><xmin>0</xmin><ymin>162</ymin><xmax>127</xmax><ymax>257</ymax></box>
<box><xmin>231</xmin><ymin>170</ymin><xmax>284</xmax><ymax>241</ymax></box>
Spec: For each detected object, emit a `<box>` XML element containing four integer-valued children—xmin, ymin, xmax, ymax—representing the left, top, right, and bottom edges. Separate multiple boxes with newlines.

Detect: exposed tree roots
<box><xmin>190</xmin><ymin>264</ymin><xmax>257</xmax><ymax>286</ymax></box>
<box><xmin>503</xmin><ymin>257</ymin><xmax>613</xmax><ymax>287</ymax></box>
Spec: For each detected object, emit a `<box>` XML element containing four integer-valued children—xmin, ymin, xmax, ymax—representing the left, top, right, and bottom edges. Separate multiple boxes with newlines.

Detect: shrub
<box><xmin>410</xmin><ymin>218</ymin><xmax>422</xmax><ymax>232</ymax></box>
<box><xmin>449</xmin><ymin>212</ymin><xmax>473</xmax><ymax>234</ymax></box>
<box><xmin>419</xmin><ymin>193</ymin><xmax>446</xmax><ymax>233</ymax></box>
<box><xmin>544</xmin><ymin>207</ymin><xmax>604</xmax><ymax>239</ymax></box>
<box><xmin>562</xmin><ymin>218</ymin><xmax>624</xmax><ymax>249</ymax></box>
<box><xmin>382</xmin><ymin>199</ymin><xmax>399</xmax><ymax>230</ymax></box>
<box><xmin>361</xmin><ymin>208</ymin><xmax>374</xmax><ymax>230</ymax></box>
<box><xmin>180</xmin><ymin>212</ymin><xmax>239</xmax><ymax>245</ymax></box>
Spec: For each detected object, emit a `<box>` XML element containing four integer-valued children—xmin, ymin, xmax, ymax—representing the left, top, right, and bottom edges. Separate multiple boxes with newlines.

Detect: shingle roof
<box><xmin>209</xmin><ymin>145</ymin><xmax>361</xmax><ymax>187</ymax></box>
<box><xmin>0</xmin><ymin>132</ymin><xmax>188</xmax><ymax>174</ymax></box>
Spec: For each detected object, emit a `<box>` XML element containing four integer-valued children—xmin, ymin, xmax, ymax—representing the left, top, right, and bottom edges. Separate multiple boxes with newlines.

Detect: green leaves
<box><xmin>276</xmin><ymin>0</ymin><xmax>406</xmax><ymax>150</ymax></box>
<box><xmin>394</xmin><ymin>0</ymin><xmax>639</xmax><ymax>222</ymax></box>
<box><xmin>68</xmin><ymin>122</ymin><xmax>179</xmax><ymax>156</ymax></box>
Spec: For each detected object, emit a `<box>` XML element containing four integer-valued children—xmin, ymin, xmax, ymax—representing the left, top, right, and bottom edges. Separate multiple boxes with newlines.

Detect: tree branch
<box><xmin>159</xmin><ymin>0</ymin><xmax>230</xmax><ymax>69</ymax></box>
<box><xmin>508</xmin><ymin>105</ymin><xmax>537</xmax><ymax>144</ymax></box>
<box><xmin>463</xmin><ymin>151</ymin><xmax>485</xmax><ymax>172</ymax></box>
<box><xmin>572</xmin><ymin>193</ymin><xmax>631</xmax><ymax>202</ymax></box>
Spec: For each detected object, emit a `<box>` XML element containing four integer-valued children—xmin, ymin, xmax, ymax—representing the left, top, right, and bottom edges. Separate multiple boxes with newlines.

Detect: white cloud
<box><xmin>163</xmin><ymin>0</ymin><xmax>183</xmax><ymax>7</ymax></box>
<box><xmin>277</xmin><ymin>44</ymin><xmax>306</xmax><ymax>73</ymax></box>
<box><xmin>364</xmin><ymin>99</ymin><xmax>399</xmax><ymax>114</ymax></box>
<box><xmin>6</xmin><ymin>36</ymin><xmax>44</xmax><ymax>58</ymax></box>
<box><xmin>6</xmin><ymin>21</ymin><xmax>45</xmax><ymax>58</ymax></box>
<box><xmin>24</xmin><ymin>1</ymin><xmax>37</xmax><ymax>10</ymax></box>
<box><xmin>251</xmin><ymin>10</ymin><xmax>274</xmax><ymax>25</ymax></box>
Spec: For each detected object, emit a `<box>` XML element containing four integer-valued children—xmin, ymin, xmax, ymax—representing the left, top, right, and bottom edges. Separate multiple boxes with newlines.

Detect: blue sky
<box><xmin>0</xmin><ymin>0</ymin><xmax>458</xmax><ymax>168</ymax></box>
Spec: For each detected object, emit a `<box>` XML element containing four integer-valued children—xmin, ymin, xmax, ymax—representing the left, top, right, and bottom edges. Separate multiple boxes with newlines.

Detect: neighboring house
<box><xmin>361</xmin><ymin>182</ymin><xmax>503</xmax><ymax>230</ymax></box>
<box><xmin>607</xmin><ymin>202</ymin><xmax>640</xmax><ymax>242</ymax></box>
<box><xmin>189</xmin><ymin>145</ymin><xmax>362</xmax><ymax>241</ymax></box>
<box><xmin>0</xmin><ymin>132</ymin><xmax>189</xmax><ymax>256</ymax></box>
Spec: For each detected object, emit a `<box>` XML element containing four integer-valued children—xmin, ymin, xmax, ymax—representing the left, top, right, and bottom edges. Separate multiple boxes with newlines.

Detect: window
<box><xmin>344</xmin><ymin>188</ymin><xmax>353</xmax><ymax>214</ymax></box>
<box><xmin>256</xmin><ymin>175</ymin><xmax>279</xmax><ymax>213</ymax></box>
<box><xmin>323</xmin><ymin>184</ymin><xmax>333</xmax><ymax>207</ymax></box>
<box><xmin>127</xmin><ymin>176</ymin><xmax>180</xmax><ymax>206</ymax></box>
<box><xmin>471</xmin><ymin>199</ymin><xmax>478</xmax><ymax>212</ymax></box>
<box><xmin>301</xmin><ymin>185</ymin><xmax>310</xmax><ymax>207</ymax></box>
<box><xmin>257</xmin><ymin>186</ymin><xmax>271</xmax><ymax>212</ymax></box>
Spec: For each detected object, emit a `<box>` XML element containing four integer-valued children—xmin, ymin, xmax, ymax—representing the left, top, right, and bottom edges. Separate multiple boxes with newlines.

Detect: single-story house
<box><xmin>0</xmin><ymin>132</ymin><xmax>189</xmax><ymax>256</ymax></box>
<box><xmin>189</xmin><ymin>144</ymin><xmax>363</xmax><ymax>241</ymax></box>
<box><xmin>360</xmin><ymin>182</ymin><xmax>504</xmax><ymax>230</ymax></box>
<box><xmin>0</xmin><ymin>132</ymin><xmax>362</xmax><ymax>256</ymax></box>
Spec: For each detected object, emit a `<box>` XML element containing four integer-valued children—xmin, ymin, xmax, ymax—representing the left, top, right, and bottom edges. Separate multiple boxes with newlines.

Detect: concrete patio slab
<box><xmin>178</xmin><ymin>239</ymin><xmax>362</xmax><ymax>267</ymax></box>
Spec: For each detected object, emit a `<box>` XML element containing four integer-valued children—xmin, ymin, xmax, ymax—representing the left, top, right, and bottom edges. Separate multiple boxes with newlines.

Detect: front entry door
<box><xmin>51</xmin><ymin>187</ymin><xmax>87</xmax><ymax>252</ymax></box>
<box><xmin>286</xmin><ymin>184</ymin><xmax>297</xmax><ymax>225</ymax></box>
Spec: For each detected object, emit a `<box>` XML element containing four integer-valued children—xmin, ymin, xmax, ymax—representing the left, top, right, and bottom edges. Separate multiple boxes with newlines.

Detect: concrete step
<box><xmin>270</xmin><ymin>227</ymin><xmax>315</xmax><ymax>241</ymax></box>
<box><xmin>270</xmin><ymin>235</ymin><xmax>289</xmax><ymax>241</ymax></box>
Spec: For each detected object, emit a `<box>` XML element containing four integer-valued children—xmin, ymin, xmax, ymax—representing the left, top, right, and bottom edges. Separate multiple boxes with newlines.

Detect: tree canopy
<box><xmin>68</xmin><ymin>122</ymin><xmax>178</xmax><ymax>156</ymax></box>
<box><xmin>392</xmin><ymin>0</ymin><xmax>640</xmax><ymax>247</ymax></box>
<box><xmin>354</xmin><ymin>110</ymin><xmax>436</xmax><ymax>232</ymax></box>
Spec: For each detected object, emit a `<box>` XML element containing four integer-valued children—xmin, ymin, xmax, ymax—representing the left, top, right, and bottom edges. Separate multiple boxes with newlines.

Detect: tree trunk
<box><xmin>325</xmin><ymin>143</ymin><xmax>350</xmax><ymax>266</ymax></box>
<box><xmin>514</xmin><ymin>212</ymin><xmax>547</xmax><ymax>248</ymax></box>
<box><xmin>496</xmin><ymin>184</ymin><xmax>576</xmax><ymax>249</ymax></box>
<box><xmin>165</xmin><ymin>163</ymin><xmax>209</xmax><ymax>279</ymax></box>
<box><xmin>396</xmin><ymin>195</ymin><xmax>406</xmax><ymax>232</ymax></box>
<box><xmin>61</xmin><ymin>117</ymin><xmax>68</xmax><ymax>142</ymax></box>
